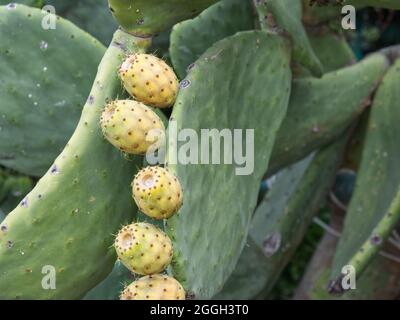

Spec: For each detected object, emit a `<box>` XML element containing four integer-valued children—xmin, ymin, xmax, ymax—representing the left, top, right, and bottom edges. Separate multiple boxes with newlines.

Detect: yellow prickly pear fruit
<box><xmin>132</xmin><ymin>166</ymin><xmax>183</xmax><ymax>220</ymax></box>
<box><xmin>119</xmin><ymin>53</ymin><xmax>179</xmax><ymax>108</ymax></box>
<box><xmin>100</xmin><ymin>100</ymin><xmax>164</xmax><ymax>155</ymax></box>
<box><xmin>120</xmin><ymin>274</ymin><xmax>186</xmax><ymax>300</ymax></box>
<box><xmin>114</xmin><ymin>222</ymin><xmax>173</xmax><ymax>275</ymax></box>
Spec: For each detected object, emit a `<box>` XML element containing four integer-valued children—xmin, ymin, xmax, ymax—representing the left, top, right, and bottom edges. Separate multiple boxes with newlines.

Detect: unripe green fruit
<box><xmin>115</xmin><ymin>223</ymin><xmax>173</xmax><ymax>275</ymax></box>
<box><xmin>100</xmin><ymin>100</ymin><xmax>165</xmax><ymax>155</ymax></box>
<box><xmin>120</xmin><ymin>274</ymin><xmax>186</xmax><ymax>300</ymax></box>
<box><xmin>119</xmin><ymin>53</ymin><xmax>179</xmax><ymax>108</ymax></box>
<box><xmin>132</xmin><ymin>166</ymin><xmax>183</xmax><ymax>220</ymax></box>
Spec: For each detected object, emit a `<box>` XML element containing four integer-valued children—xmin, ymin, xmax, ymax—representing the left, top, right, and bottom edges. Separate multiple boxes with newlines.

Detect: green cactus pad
<box><xmin>215</xmin><ymin>156</ymin><xmax>313</xmax><ymax>300</ymax></box>
<box><xmin>108</xmin><ymin>0</ymin><xmax>218</xmax><ymax>37</ymax></box>
<box><xmin>293</xmin><ymin>29</ymin><xmax>356</xmax><ymax>78</ymax></box>
<box><xmin>265</xmin><ymin>0</ymin><xmax>324</xmax><ymax>77</ymax></box>
<box><xmin>308</xmin><ymin>31</ymin><xmax>356</xmax><ymax>74</ymax></box>
<box><xmin>83</xmin><ymin>260</ymin><xmax>134</xmax><ymax>300</ymax></box>
<box><xmin>217</xmin><ymin>136</ymin><xmax>346</xmax><ymax>299</ymax></box>
<box><xmin>165</xmin><ymin>31</ymin><xmax>292</xmax><ymax>299</ymax></box>
<box><xmin>169</xmin><ymin>0</ymin><xmax>254</xmax><ymax>79</ymax></box>
<box><xmin>0</xmin><ymin>30</ymin><xmax>149</xmax><ymax>299</ymax></box>
<box><xmin>267</xmin><ymin>53</ymin><xmax>388</xmax><ymax>176</ymax></box>
<box><xmin>330</xmin><ymin>58</ymin><xmax>400</xmax><ymax>288</ymax></box>
<box><xmin>0</xmin><ymin>4</ymin><xmax>105</xmax><ymax>176</ymax></box>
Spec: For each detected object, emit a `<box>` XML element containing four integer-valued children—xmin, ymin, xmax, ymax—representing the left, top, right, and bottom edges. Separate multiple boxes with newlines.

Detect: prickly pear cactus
<box><xmin>1</xmin><ymin>0</ymin><xmax>400</xmax><ymax>302</ymax></box>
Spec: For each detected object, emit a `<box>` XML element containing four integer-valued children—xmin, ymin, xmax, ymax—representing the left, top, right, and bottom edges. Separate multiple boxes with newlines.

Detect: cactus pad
<box><xmin>165</xmin><ymin>31</ymin><xmax>292</xmax><ymax>299</ymax></box>
<box><xmin>169</xmin><ymin>0</ymin><xmax>254</xmax><ymax>79</ymax></box>
<box><xmin>217</xmin><ymin>136</ymin><xmax>346</xmax><ymax>299</ymax></box>
<box><xmin>0</xmin><ymin>30</ymin><xmax>149</xmax><ymax>299</ymax></box>
<box><xmin>265</xmin><ymin>0</ymin><xmax>323</xmax><ymax>76</ymax></box>
<box><xmin>267</xmin><ymin>53</ymin><xmax>388</xmax><ymax>176</ymax></box>
<box><xmin>0</xmin><ymin>4</ymin><xmax>105</xmax><ymax>176</ymax></box>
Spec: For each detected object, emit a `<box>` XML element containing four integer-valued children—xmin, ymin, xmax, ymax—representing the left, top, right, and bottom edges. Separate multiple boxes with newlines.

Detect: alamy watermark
<box><xmin>145</xmin><ymin>120</ymin><xmax>255</xmax><ymax>176</ymax></box>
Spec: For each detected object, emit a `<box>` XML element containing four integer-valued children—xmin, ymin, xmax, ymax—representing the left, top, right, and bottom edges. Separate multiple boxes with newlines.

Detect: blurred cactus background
<box><xmin>0</xmin><ymin>0</ymin><xmax>400</xmax><ymax>300</ymax></box>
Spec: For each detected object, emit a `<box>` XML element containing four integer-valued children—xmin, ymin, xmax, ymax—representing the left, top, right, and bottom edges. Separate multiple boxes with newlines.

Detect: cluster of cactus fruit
<box><xmin>101</xmin><ymin>53</ymin><xmax>185</xmax><ymax>299</ymax></box>
<box><xmin>0</xmin><ymin>0</ymin><xmax>400</xmax><ymax>301</ymax></box>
